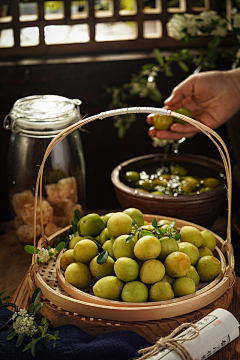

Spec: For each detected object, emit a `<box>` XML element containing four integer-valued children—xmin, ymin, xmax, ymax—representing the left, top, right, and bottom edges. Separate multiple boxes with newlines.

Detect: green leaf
<box><xmin>131</xmin><ymin>219</ymin><xmax>138</xmax><ymax>228</ymax></box>
<box><xmin>152</xmin><ymin>218</ymin><xmax>158</xmax><ymax>229</ymax></box>
<box><xmin>141</xmin><ymin>230</ymin><xmax>154</xmax><ymax>237</ymax></box>
<box><xmin>170</xmin><ymin>220</ymin><xmax>176</xmax><ymax>229</ymax></box>
<box><xmin>28</xmin><ymin>303</ymin><xmax>35</xmax><ymax>316</ymax></box>
<box><xmin>33</xmin><ymin>302</ymin><xmax>43</xmax><ymax>315</ymax></box>
<box><xmin>141</xmin><ymin>63</ymin><xmax>156</xmax><ymax>70</ymax></box>
<box><xmin>126</xmin><ymin>234</ymin><xmax>134</xmax><ymax>243</ymax></box>
<box><xmin>7</xmin><ymin>324</ymin><xmax>14</xmax><ymax>334</ymax></box>
<box><xmin>45</xmin><ymin>334</ymin><xmax>56</xmax><ymax>340</ymax></box>
<box><xmin>24</xmin><ymin>245</ymin><xmax>39</xmax><ymax>255</ymax></box>
<box><xmin>118</xmin><ymin>126</ymin><xmax>125</xmax><ymax>139</ymax></box>
<box><xmin>178</xmin><ymin>61</ymin><xmax>189</xmax><ymax>72</ymax></box>
<box><xmin>2</xmin><ymin>296</ymin><xmax>10</xmax><ymax>301</ymax></box>
<box><xmin>54</xmin><ymin>330</ymin><xmax>59</xmax><ymax>339</ymax></box>
<box><xmin>54</xmin><ymin>235</ymin><xmax>62</xmax><ymax>246</ymax></box>
<box><xmin>32</xmin><ymin>288</ymin><xmax>41</xmax><ymax>306</ymax></box>
<box><xmin>55</xmin><ymin>241</ymin><xmax>65</xmax><ymax>252</ymax></box>
<box><xmin>97</xmin><ymin>251</ymin><xmax>108</xmax><ymax>265</ymax></box>
<box><xmin>209</xmin><ymin>35</ymin><xmax>221</xmax><ymax>49</ymax></box>
<box><xmin>71</xmin><ymin>222</ymin><xmax>77</xmax><ymax>234</ymax></box>
<box><xmin>22</xmin><ymin>337</ymin><xmax>41</xmax><ymax>352</ymax></box>
<box><xmin>31</xmin><ymin>343</ymin><xmax>37</xmax><ymax>357</ymax></box>
<box><xmin>74</xmin><ymin>209</ymin><xmax>82</xmax><ymax>221</ymax></box>
<box><xmin>175</xmin><ymin>234</ymin><xmax>181</xmax><ymax>240</ymax></box>
<box><xmin>16</xmin><ymin>333</ymin><xmax>26</xmax><ymax>348</ymax></box>
<box><xmin>43</xmin><ymin>322</ymin><xmax>49</xmax><ymax>336</ymax></box>
<box><xmin>153</xmin><ymin>48</ymin><xmax>165</xmax><ymax>66</ymax></box>
<box><xmin>6</xmin><ymin>331</ymin><xmax>17</xmax><ymax>340</ymax></box>
<box><xmin>41</xmin><ymin>317</ymin><xmax>47</xmax><ymax>326</ymax></box>
<box><xmin>164</xmin><ymin>66</ymin><xmax>173</xmax><ymax>77</ymax></box>
<box><xmin>90</xmin><ymin>239</ymin><xmax>103</xmax><ymax>252</ymax></box>
<box><xmin>38</xmin><ymin>326</ymin><xmax>44</xmax><ymax>335</ymax></box>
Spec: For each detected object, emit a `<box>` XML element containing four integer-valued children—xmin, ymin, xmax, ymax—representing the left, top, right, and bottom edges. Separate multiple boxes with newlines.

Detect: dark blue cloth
<box><xmin>0</xmin><ymin>308</ymin><xmax>151</xmax><ymax>360</ymax></box>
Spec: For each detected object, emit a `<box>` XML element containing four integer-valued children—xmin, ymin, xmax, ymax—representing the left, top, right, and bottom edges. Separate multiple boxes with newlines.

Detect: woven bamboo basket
<box><xmin>29</xmin><ymin>107</ymin><xmax>235</xmax><ymax>324</ymax></box>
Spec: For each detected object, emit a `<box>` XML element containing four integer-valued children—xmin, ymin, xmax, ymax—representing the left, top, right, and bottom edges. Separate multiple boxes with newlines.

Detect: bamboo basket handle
<box><xmin>32</xmin><ymin>107</ymin><xmax>232</xmax><ymax>266</ymax></box>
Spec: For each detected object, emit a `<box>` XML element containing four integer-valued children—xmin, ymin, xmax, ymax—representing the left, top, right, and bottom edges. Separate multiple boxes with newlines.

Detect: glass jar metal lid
<box><xmin>4</xmin><ymin>95</ymin><xmax>82</xmax><ymax>136</ymax></box>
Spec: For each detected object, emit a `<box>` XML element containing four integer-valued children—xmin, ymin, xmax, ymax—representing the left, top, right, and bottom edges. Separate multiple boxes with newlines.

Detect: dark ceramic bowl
<box><xmin>111</xmin><ymin>153</ymin><xmax>227</xmax><ymax>228</ymax></box>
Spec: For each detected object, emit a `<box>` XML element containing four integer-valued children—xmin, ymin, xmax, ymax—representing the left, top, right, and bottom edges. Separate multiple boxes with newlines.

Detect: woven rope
<box><xmin>138</xmin><ymin>323</ymin><xmax>199</xmax><ymax>360</ymax></box>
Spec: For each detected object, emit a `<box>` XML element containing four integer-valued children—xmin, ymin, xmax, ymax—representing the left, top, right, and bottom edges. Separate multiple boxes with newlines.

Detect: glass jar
<box><xmin>4</xmin><ymin>94</ymin><xmax>86</xmax><ymax>244</ymax></box>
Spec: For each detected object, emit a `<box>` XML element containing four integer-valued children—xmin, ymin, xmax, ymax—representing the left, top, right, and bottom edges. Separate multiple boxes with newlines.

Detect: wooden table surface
<box><xmin>1</xmin><ymin>217</ymin><xmax>240</xmax><ymax>359</ymax></box>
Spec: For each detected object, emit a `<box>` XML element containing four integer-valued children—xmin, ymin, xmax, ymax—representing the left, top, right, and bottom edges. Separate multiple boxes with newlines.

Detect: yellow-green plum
<box><xmin>172</xmin><ymin>277</ymin><xmax>196</xmax><ymax>297</ymax></box>
<box><xmin>121</xmin><ymin>281</ymin><xmax>148</xmax><ymax>302</ymax></box>
<box><xmin>78</xmin><ymin>213</ymin><xmax>105</xmax><ymax>237</ymax></box>
<box><xmin>198</xmin><ymin>246</ymin><xmax>213</xmax><ymax>258</ymax></box>
<box><xmin>89</xmin><ymin>255</ymin><xmax>115</xmax><ymax>280</ymax></box>
<box><xmin>112</xmin><ymin>234</ymin><xmax>136</xmax><ymax>259</ymax></box>
<box><xmin>158</xmin><ymin>237</ymin><xmax>179</xmax><ymax>262</ymax></box>
<box><xmin>98</xmin><ymin>227</ymin><xmax>113</xmax><ymax>245</ymax></box>
<box><xmin>149</xmin><ymin>281</ymin><xmax>174</xmax><ymax>301</ymax></box>
<box><xmin>180</xmin><ymin>226</ymin><xmax>203</xmax><ymax>248</ymax></box>
<box><xmin>60</xmin><ymin>249</ymin><xmax>76</xmax><ymax>270</ymax></box>
<box><xmin>140</xmin><ymin>259</ymin><xmax>165</xmax><ymax>284</ymax></box>
<box><xmin>161</xmin><ymin>274</ymin><xmax>175</xmax><ymax>285</ymax></box>
<box><xmin>114</xmin><ymin>257</ymin><xmax>139</xmax><ymax>282</ymax></box>
<box><xmin>93</xmin><ymin>276</ymin><xmax>124</xmax><ymax>300</ymax></box>
<box><xmin>74</xmin><ymin>239</ymin><xmax>98</xmax><ymax>264</ymax></box>
<box><xmin>64</xmin><ymin>262</ymin><xmax>91</xmax><ymax>289</ymax></box>
<box><xmin>164</xmin><ymin>252</ymin><xmax>191</xmax><ymax>278</ymax></box>
<box><xmin>201</xmin><ymin>230</ymin><xmax>216</xmax><ymax>252</ymax></box>
<box><xmin>196</xmin><ymin>256</ymin><xmax>221</xmax><ymax>282</ymax></box>
<box><xmin>107</xmin><ymin>212</ymin><xmax>133</xmax><ymax>238</ymax></box>
<box><xmin>102</xmin><ymin>239</ymin><xmax>115</xmax><ymax>259</ymax></box>
<box><xmin>202</xmin><ymin>177</ymin><xmax>221</xmax><ymax>188</ymax></box>
<box><xmin>123</xmin><ymin>208</ymin><xmax>145</xmax><ymax>227</ymax></box>
<box><xmin>180</xmin><ymin>177</ymin><xmax>200</xmax><ymax>193</ymax></box>
<box><xmin>185</xmin><ymin>265</ymin><xmax>200</xmax><ymax>285</ymax></box>
<box><xmin>158</xmin><ymin>219</ymin><xmax>178</xmax><ymax>231</ymax></box>
<box><xmin>178</xmin><ymin>242</ymin><xmax>200</xmax><ymax>265</ymax></box>
<box><xmin>134</xmin><ymin>235</ymin><xmax>161</xmax><ymax>260</ymax></box>
<box><xmin>102</xmin><ymin>212</ymin><xmax>114</xmax><ymax>226</ymax></box>
<box><xmin>68</xmin><ymin>236</ymin><xmax>84</xmax><ymax>249</ymax></box>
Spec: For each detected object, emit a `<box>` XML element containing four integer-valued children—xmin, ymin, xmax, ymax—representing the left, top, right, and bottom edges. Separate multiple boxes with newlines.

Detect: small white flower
<box><xmin>151</xmin><ymin>137</ymin><xmax>174</xmax><ymax>148</ymax></box>
<box><xmin>233</xmin><ymin>13</ymin><xmax>240</xmax><ymax>29</ymax></box>
<box><xmin>13</xmin><ymin>309</ymin><xmax>38</xmax><ymax>337</ymax></box>
<box><xmin>69</xmin><ymin>231</ymin><xmax>80</xmax><ymax>241</ymax></box>
<box><xmin>37</xmin><ymin>247</ymin><xmax>58</xmax><ymax>263</ymax></box>
<box><xmin>197</xmin><ymin>11</ymin><xmax>220</xmax><ymax>26</ymax></box>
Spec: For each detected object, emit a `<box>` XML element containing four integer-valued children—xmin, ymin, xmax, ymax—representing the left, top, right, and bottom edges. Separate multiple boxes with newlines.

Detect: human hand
<box><xmin>147</xmin><ymin>69</ymin><xmax>240</xmax><ymax>140</ymax></box>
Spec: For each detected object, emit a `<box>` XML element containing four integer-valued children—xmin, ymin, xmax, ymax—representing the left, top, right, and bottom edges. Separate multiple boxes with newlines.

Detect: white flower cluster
<box><xmin>232</xmin><ymin>13</ymin><xmax>240</xmax><ymax>29</ymax></box>
<box><xmin>167</xmin><ymin>10</ymin><xmax>228</xmax><ymax>40</ymax></box>
<box><xmin>12</xmin><ymin>309</ymin><xmax>38</xmax><ymax>337</ymax></box>
<box><xmin>167</xmin><ymin>13</ymin><xmax>198</xmax><ymax>40</ymax></box>
<box><xmin>69</xmin><ymin>231</ymin><xmax>80</xmax><ymax>241</ymax></box>
<box><xmin>37</xmin><ymin>247</ymin><xmax>58</xmax><ymax>263</ymax></box>
<box><xmin>151</xmin><ymin>137</ymin><xmax>174</xmax><ymax>148</ymax></box>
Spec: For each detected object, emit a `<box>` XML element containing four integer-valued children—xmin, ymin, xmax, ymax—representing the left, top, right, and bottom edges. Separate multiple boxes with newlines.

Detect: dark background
<box><xmin>0</xmin><ymin>53</ymin><xmax>231</xmax><ymax>222</ymax></box>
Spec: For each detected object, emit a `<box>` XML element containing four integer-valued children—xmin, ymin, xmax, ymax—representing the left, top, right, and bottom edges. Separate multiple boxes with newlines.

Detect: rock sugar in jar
<box><xmin>4</xmin><ymin>95</ymin><xmax>86</xmax><ymax>245</ymax></box>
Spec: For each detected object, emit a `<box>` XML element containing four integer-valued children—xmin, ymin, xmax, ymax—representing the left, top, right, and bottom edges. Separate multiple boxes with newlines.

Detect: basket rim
<box><xmin>32</xmin><ymin>214</ymin><xmax>234</xmax><ymax>321</ymax></box>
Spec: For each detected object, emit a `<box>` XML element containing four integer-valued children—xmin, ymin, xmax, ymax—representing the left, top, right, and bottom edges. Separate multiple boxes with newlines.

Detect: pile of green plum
<box><xmin>60</xmin><ymin>208</ymin><xmax>221</xmax><ymax>303</ymax></box>
<box><xmin>123</xmin><ymin>166</ymin><xmax>222</xmax><ymax>196</ymax></box>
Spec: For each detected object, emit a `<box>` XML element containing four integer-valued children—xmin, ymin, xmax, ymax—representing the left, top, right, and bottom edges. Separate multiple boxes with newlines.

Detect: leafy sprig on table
<box><xmin>0</xmin><ymin>291</ymin><xmax>10</xmax><ymax>305</ymax></box>
<box><xmin>6</xmin><ymin>288</ymin><xmax>59</xmax><ymax>357</ymax></box>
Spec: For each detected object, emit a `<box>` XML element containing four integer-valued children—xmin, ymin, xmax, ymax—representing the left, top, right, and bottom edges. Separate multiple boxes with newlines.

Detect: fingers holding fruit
<box><xmin>147</xmin><ymin>108</ymin><xmax>200</xmax><ymax>140</ymax></box>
